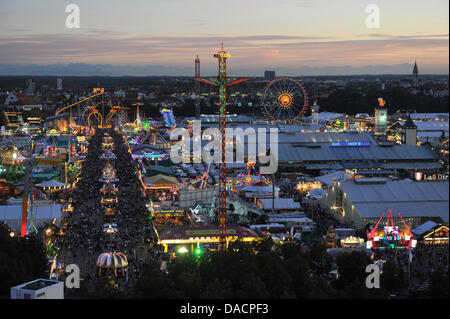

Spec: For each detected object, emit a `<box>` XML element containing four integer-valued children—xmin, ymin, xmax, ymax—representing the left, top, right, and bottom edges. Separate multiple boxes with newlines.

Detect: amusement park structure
<box><xmin>195</xmin><ymin>44</ymin><xmax>250</xmax><ymax>250</ymax></box>
<box><xmin>160</xmin><ymin>107</ymin><xmax>176</xmax><ymax>129</ymax></box>
<box><xmin>261</xmin><ymin>77</ymin><xmax>309</xmax><ymax>123</ymax></box>
<box><xmin>107</xmin><ymin>106</ymin><xmax>127</xmax><ymax>127</ymax></box>
<box><xmin>132</xmin><ymin>101</ymin><xmax>144</xmax><ymax>131</ymax></box>
<box><xmin>195</xmin><ymin>55</ymin><xmax>201</xmax><ymax>119</ymax></box>
<box><xmin>87</xmin><ymin>108</ymin><xmax>103</xmax><ymax>127</ymax></box>
<box><xmin>2</xmin><ymin>111</ymin><xmax>24</xmax><ymax>129</ymax></box>
<box><xmin>367</xmin><ymin>208</ymin><xmax>417</xmax><ymax>249</ymax></box>
<box><xmin>55</xmin><ymin>88</ymin><xmax>105</xmax><ymax>116</ymax></box>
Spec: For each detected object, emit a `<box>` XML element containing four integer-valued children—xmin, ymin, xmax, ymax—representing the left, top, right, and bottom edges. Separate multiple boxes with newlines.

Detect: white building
<box><xmin>319</xmin><ymin>178</ymin><xmax>449</xmax><ymax>226</ymax></box>
<box><xmin>401</xmin><ymin>115</ymin><xmax>417</xmax><ymax>146</ymax></box>
<box><xmin>11</xmin><ymin>279</ymin><xmax>64</xmax><ymax>299</ymax></box>
<box><xmin>114</xmin><ymin>90</ymin><xmax>126</xmax><ymax>98</ymax></box>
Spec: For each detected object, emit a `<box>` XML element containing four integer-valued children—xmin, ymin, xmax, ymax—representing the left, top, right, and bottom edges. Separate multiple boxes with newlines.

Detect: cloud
<box><xmin>0</xmin><ymin>33</ymin><xmax>447</xmax><ymax>75</ymax></box>
<box><xmin>358</xmin><ymin>33</ymin><xmax>449</xmax><ymax>39</ymax></box>
<box><xmin>0</xmin><ymin>62</ymin><xmax>446</xmax><ymax>77</ymax></box>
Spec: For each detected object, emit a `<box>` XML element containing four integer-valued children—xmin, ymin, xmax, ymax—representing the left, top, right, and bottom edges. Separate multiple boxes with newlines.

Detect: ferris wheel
<box><xmin>261</xmin><ymin>77</ymin><xmax>309</xmax><ymax>123</ymax></box>
<box><xmin>107</xmin><ymin>106</ymin><xmax>127</xmax><ymax>127</ymax></box>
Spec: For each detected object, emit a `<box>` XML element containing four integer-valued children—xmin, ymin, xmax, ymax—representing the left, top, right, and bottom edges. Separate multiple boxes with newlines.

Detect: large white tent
<box><xmin>36</xmin><ymin>180</ymin><xmax>68</xmax><ymax>188</ymax></box>
<box><xmin>0</xmin><ymin>204</ymin><xmax>62</xmax><ymax>233</ymax></box>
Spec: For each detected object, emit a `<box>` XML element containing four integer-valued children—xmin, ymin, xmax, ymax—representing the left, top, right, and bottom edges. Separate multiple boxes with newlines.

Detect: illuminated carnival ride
<box><xmin>366</xmin><ymin>209</ymin><xmax>417</xmax><ymax>249</ymax></box>
<box><xmin>261</xmin><ymin>77</ymin><xmax>309</xmax><ymax>123</ymax></box>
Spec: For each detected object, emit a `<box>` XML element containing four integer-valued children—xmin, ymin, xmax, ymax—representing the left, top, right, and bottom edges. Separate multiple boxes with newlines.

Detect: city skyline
<box><xmin>0</xmin><ymin>0</ymin><xmax>448</xmax><ymax>76</ymax></box>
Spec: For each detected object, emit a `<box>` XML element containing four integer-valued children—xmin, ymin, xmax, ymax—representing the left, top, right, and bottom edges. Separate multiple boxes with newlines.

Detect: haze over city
<box><xmin>0</xmin><ymin>0</ymin><xmax>448</xmax><ymax>76</ymax></box>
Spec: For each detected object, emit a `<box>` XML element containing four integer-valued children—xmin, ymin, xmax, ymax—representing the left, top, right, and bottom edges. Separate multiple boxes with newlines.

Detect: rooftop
<box><xmin>18</xmin><ymin>279</ymin><xmax>60</xmax><ymax>291</ymax></box>
<box><xmin>338</xmin><ymin>180</ymin><xmax>449</xmax><ymax>222</ymax></box>
<box><xmin>158</xmin><ymin>225</ymin><xmax>259</xmax><ymax>240</ymax></box>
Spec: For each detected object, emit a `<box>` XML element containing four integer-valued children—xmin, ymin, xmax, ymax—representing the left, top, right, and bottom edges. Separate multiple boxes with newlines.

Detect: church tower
<box><xmin>412</xmin><ymin>61</ymin><xmax>419</xmax><ymax>88</ymax></box>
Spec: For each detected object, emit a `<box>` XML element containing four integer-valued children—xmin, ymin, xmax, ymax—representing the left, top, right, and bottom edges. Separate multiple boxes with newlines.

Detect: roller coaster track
<box><xmin>55</xmin><ymin>90</ymin><xmax>104</xmax><ymax>115</ymax></box>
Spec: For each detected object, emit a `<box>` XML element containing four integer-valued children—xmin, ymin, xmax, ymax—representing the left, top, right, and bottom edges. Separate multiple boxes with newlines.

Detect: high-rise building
<box><xmin>57</xmin><ymin>78</ymin><xmax>63</xmax><ymax>90</ymax></box>
<box><xmin>264</xmin><ymin>71</ymin><xmax>275</xmax><ymax>81</ymax></box>
<box><xmin>412</xmin><ymin>61</ymin><xmax>419</xmax><ymax>88</ymax></box>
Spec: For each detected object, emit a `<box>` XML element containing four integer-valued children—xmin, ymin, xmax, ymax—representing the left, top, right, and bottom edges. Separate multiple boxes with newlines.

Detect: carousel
<box><xmin>100</xmin><ymin>181</ymin><xmax>118</xmax><ymax>194</ymax></box>
<box><xmin>101</xmin><ymin>194</ymin><xmax>118</xmax><ymax>205</ymax></box>
<box><xmin>103</xmin><ymin>223</ymin><xmax>118</xmax><ymax>234</ymax></box>
<box><xmin>96</xmin><ymin>251</ymin><xmax>128</xmax><ymax>277</ymax></box>
<box><xmin>99</xmin><ymin>165</ymin><xmax>119</xmax><ymax>183</ymax></box>
<box><xmin>36</xmin><ymin>179</ymin><xmax>69</xmax><ymax>193</ymax></box>
<box><xmin>100</xmin><ymin>148</ymin><xmax>117</xmax><ymax>160</ymax></box>
<box><xmin>104</xmin><ymin>207</ymin><xmax>116</xmax><ymax>216</ymax></box>
<box><xmin>102</xmin><ymin>138</ymin><xmax>114</xmax><ymax>150</ymax></box>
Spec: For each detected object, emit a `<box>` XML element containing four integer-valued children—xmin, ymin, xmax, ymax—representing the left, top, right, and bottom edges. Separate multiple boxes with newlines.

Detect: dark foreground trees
<box><xmin>0</xmin><ymin>222</ymin><xmax>48</xmax><ymax>298</ymax></box>
<box><xmin>132</xmin><ymin>239</ymin><xmax>395</xmax><ymax>299</ymax></box>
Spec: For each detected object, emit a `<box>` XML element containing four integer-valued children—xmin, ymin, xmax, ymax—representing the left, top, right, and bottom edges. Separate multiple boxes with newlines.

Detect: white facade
<box><xmin>403</xmin><ymin>128</ymin><xmax>417</xmax><ymax>146</ymax></box>
<box><xmin>114</xmin><ymin>90</ymin><xmax>126</xmax><ymax>98</ymax></box>
<box><xmin>179</xmin><ymin>187</ymin><xmax>218</xmax><ymax>208</ymax></box>
<box><xmin>311</xmin><ymin>111</ymin><xmax>319</xmax><ymax>125</ymax></box>
<box><xmin>11</xmin><ymin>279</ymin><xmax>64</xmax><ymax>299</ymax></box>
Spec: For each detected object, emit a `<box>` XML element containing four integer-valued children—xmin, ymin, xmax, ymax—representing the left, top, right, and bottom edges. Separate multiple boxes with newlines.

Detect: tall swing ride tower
<box><xmin>195</xmin><ymin>55</ymin><xmax>201</xmax><ymax>119</ymax></box>
<box><xmin>195</xmin><ymin>44</ymin><xmax>250</xmax><ymax>250</ymax></box>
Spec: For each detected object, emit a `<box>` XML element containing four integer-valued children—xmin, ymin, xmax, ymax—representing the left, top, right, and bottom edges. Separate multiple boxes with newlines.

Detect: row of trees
<box><xmin>0</xmin><ymin>222</ymin><xmax>48</xmax><ymax>298</ymax></box>
<box><xmin>129</xmin><ymin>240</ymin><xmax>394</xmax><ymax>299</ymax></box>
<box><xmin>69</xmin><ymin>239</ymin><xmax>449</xmax><ymax>299</ymax></box>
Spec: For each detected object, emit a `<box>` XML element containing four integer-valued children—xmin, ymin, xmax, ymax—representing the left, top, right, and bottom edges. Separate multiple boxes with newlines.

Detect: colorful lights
<box><xmin>278</xmin><ymin>93</ymin><xmax>293</xmax><ymax>108</ymax></box>
<box><xmin>331</xmin><ymin>141</ymin><xmax>370</xmax><ymax>147</ymax></box>
<box><xmin>367</xmin><ymin>209</ymin><xmax>415</xmax><ymax>249</ymax></box>
<box><xmin>177</xmin><ymin>246</ymin><xmax>189</xmax><ymax>254</ymax></box>
<box><xmin>194</xmin><ymin>247</ymin><xmax>203</xmax><ymax>256</ymax></box>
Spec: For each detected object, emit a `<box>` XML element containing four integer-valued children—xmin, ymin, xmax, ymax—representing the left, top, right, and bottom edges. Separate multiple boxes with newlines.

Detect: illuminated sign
<box><xmin>186</xmin><ymin>229</ymin><xmax>237</xmax><ymax>236</ymax></box>
<box><xmin>414</xmin><ymin>172</ymin><xmax>423</xmax><ymax>181</ymax></box>
<box><xmin>331</xmin><ymin>141</ymin><xmax>370</xmax><ymax>147</ymax></box>
<box><xmin>414</xmin><ymin>172</ymin><xmax>448</xmax><ymax>181</ymax></box>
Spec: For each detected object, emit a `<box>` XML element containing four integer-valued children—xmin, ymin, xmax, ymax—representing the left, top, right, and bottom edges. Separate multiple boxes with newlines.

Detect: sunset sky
<box><xmin>0</xmin><ymin>0</ymin><xmax>448</xmax><ymax>76</ymax></box>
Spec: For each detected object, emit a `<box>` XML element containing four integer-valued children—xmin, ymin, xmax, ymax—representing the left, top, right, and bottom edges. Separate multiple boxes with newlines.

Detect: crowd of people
<box><xmin>303</xmin><ymin>201</ymin><xmax>449</xmax><ymax>292</ymax></box>
<box><xmin>373</xmin><ymin>242</ymin><xmax>449</xmax><ymax>291</ymax></box>
<box><xmin>60</xmin><ymin>127</ymin><xmax>158</xmax><ymax>293</ymax></box>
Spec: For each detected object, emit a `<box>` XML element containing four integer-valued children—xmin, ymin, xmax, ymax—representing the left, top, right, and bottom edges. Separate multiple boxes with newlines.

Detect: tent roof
<box><xmin>36</xmin><ymin>179</ymin><xmax>68</xmax><ymax>188</ymax></box>
<box><xmin>0</xmin><ymin>204</ymin><xmax>62</xmax><ymax>219</ymax></box>
<box><xmin>143</xmin><ymin>174</ymin><xmax>179</xmax><ymax>185</ymax></box>
<box><xmin>412</xmin><ymin>221</ymin><xmax>439</xmax><ymax>236</ymax></box>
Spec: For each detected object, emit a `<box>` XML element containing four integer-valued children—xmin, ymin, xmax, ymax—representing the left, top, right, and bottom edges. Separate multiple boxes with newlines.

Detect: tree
<box><xmin>256</xmin><ymin>251</ymin><xmax>293</xmax><ymax>298</ymax></box>
<box><xmin>429</xmin><ymin>270</ymin><xmax>449</xmax><ymax>299</ymax></box>
<box><xmin>308</xmin><ymin>244</ymin><xmax>333</xmax><ymax>276</ymax></box>
<box><xmin>381</xmin><ymin>260</ymin><xmax>406</xmax><ymax>292</ymax></box>
<box><xmin>201</xmin><ymin>278</ymin><xmax>233</xmax><ymax>299</ymax></box>
<box><xmin>133</xmin><ymin>261</ymin><xmax>181</xmax><ymax>298</ymax></box>
<box><xmin>0</xmin><ymin>222</ymin><xmax>48</xmax><ymax>298</ymax></box>
<box><xmin>234</xmin><ymin>272</ymin><xmax>269</xmax><ymax>299</ymax></box>
<box><xmin>335</xmin><ymin>251</ymin><xmax>371</xmax><ymax>289</ymax></box>
<box><xmin>94</xmin><ymin>276</ymin><xmax>124</xmax><ymax>299</ymax></box>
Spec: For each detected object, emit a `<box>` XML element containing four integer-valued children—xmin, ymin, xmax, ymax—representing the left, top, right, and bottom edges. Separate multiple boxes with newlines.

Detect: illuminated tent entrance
<box><xmin>366</xmin><ymin>208</ymin><xmax>417</xmax><ymax>249</ymax></box>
